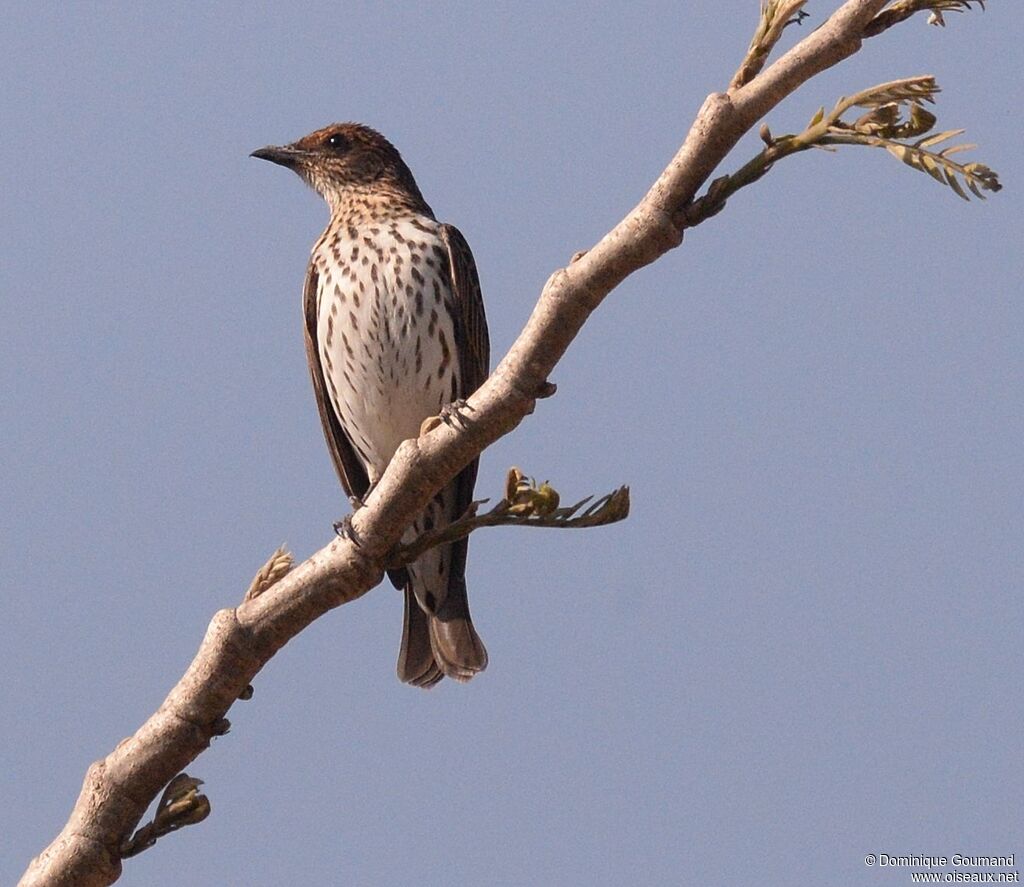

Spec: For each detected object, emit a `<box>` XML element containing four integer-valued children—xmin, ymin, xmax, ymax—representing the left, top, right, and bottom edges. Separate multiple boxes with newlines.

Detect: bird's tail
<box><xmin>397</xmin><ymin>575</ymin><xmax>487</xmax><ymax>687</ymax></box>
<box><xmin>397</xmin><ymin>587</ymin><xmax>444</xmax><ymax>687</ymax></box>
<box><xmin>396</xmin><ymin>483</ymin><xmax>487</xmax><ymax>687</ymax></box>
<box><xmin>428</xmin><ymin>572</ymin><xmax>488</xmax><ymax>681</ymax></box>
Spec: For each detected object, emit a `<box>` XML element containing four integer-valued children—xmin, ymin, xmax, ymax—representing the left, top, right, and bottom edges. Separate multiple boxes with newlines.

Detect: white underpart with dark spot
<box><xmin>314</xmin><ymin>214</ymin><xmax>459</xmax><ymax>486</ymax></box>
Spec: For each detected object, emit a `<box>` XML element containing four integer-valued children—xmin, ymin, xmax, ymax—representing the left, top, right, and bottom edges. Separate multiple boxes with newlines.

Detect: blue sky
<box><xmin>3</xmin><ymin>3</ymin><xmax>1021</xmax><ymax>885</ymax></box>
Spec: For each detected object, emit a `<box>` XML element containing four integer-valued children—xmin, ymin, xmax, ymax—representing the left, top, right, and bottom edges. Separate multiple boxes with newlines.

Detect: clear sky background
<box><xmin>3</xmin><ymin>4</ymin><xmax>1021</xmax><ymax>885</ymax></box>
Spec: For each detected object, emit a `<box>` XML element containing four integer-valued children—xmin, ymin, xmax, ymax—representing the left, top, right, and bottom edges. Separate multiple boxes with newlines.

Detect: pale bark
<box><xmin>24</xmin><ymin>2</ymin><xmax>965</xmax><ymax>883</ymax></box>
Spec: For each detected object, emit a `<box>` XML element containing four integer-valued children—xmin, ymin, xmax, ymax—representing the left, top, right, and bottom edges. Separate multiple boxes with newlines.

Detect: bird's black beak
<box><xmin>250</xmin><ymin>144</ymin><xmax>308</xmax><ymax>168</ymax></box>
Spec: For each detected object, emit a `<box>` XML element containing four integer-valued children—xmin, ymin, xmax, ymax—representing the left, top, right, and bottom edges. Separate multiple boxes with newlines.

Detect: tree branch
<box><xmin>388</xmin><ymin>471</ymin><xmax>631</xmax><ymax>570</ymax></box>
<box><xmin>20</xmin><ymin>2</ymin><xmax>991</xmax><ymax>883</ymax></box>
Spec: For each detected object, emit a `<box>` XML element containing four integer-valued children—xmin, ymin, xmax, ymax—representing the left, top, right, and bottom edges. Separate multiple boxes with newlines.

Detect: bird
<box><xmin>252</xmin><ymin>123</ymin><xmax>489</xmax><ymax>687</ymax></box>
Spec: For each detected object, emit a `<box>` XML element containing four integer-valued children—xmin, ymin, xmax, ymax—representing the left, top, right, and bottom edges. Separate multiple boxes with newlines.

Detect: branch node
<box><xmin>535</xmin><ymin>380</ymin><xmax>557</xmax><ymax>399</ymax></box>
<box><xmin>646</xmin><ymin>207</ymin><xmax>686</xmax><ymax>251</ymax></box>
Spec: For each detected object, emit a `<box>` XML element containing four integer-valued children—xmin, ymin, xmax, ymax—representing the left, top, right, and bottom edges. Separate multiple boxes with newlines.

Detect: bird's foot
<box><xmin>333</xmin><ymin>513</ymin><xmax>362</xmax><ymax>547</ymax></box>
<box><xmin>439</xmin><ymin>398</ymin><xmax>475</xmax><ymax>429</ymax></box>
<box><xmin>332</xmin><ymin>487</ymin><xmax>377</xmax><ymax>546</ymax></box>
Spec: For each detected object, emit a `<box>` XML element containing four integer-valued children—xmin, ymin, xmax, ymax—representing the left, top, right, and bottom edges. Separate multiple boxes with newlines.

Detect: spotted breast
<box><xmin>313</xmin><ymin>215</ymin><xmax>459</xmax><ymax>484</ymax></box>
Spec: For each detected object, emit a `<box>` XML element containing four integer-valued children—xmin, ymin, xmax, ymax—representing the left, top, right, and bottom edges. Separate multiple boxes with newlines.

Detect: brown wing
<box><xmin>302</xmin><ymin>261</ymin><xmax>370</xmax><ymax>501</ymax></box>
<box><xmin>440</xmin><ymin>224</ymin><xmax>490</xmax><ymax>396</ymax></box>
<box><xmin>439</xmin><ymin>224</ymin><xmax>491</xmax><ymax>576</ymax></box>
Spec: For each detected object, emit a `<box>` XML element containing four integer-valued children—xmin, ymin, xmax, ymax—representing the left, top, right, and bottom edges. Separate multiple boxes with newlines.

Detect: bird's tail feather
<box><xmin>398</xmin><ymin>576</ymin><xmax>487</xmax><ymax>687</ymax></box>
<box><xmin>428</xmin><ymin>573</ymin><xmax>488</xmax><ymax>682</ymax></box>
<box><xmin>397</xmin><ymin>588</ymin><xmax>443</xmax><ymax>687</ymax></box>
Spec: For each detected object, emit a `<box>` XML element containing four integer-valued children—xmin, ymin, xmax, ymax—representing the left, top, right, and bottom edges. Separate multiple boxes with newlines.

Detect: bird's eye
<box><xmin>325</xmin><ymin>133</ymin><xmax>349</xmax><ymax>151</ymax></box>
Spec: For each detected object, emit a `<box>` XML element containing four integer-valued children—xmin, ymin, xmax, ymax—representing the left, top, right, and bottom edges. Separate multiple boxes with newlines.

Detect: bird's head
<box><xmin>252</xmin><ymin>123</ymin><xmax>427</xmax><ymax>213</ymax></box>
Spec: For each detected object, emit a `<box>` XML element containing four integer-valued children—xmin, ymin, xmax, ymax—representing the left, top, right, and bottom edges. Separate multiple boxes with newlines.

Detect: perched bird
<box><xmin>252</xmin><ymin>123</ymin><xmax>489</xmax><ymax>687</ymax></box>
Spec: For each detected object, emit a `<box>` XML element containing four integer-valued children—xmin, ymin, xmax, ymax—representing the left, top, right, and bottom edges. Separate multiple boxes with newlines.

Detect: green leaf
<box><xmin>944</xmin><ymin>167</ymin><xmax>970</xmax><ymax>201</ymax></box>
<box><xmin>917</xmin><ymin>128</ymin><xmax>964</xmax><ymax>149</ymax></box>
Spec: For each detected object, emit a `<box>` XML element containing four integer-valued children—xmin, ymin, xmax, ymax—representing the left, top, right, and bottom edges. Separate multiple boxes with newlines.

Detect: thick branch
<box><xmin>19</xmin><ymin>3</ymin><xmax>953</xmax><ymax>884</ymax></box>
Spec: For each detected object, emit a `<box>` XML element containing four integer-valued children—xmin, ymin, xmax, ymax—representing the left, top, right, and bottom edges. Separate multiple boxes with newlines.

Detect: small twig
<box><xmin>387</xmin><ymin>471</ymin><xmax>630</xmax><ymax>570</ymax></box>
<box><xmin>731</xmin><ymin>0</ymin><xmax>810</xmax><ymax>90</ymax></box>
<box><xmin>864</xmin><ymin>0</ymin><xmax>985</xmax><ymax>37</ymax></box>
<box><xmin>681</xmin><ymin>75</ymin><xmax>1000</xmax><ymax>226</ymax></box>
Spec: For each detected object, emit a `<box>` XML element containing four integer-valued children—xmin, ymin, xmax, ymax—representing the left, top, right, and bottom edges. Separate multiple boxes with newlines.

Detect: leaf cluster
<box><xmin>809</xmin><ymin>78</ymin><xmax>1002</xmax><ymax>200</ymax></box>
